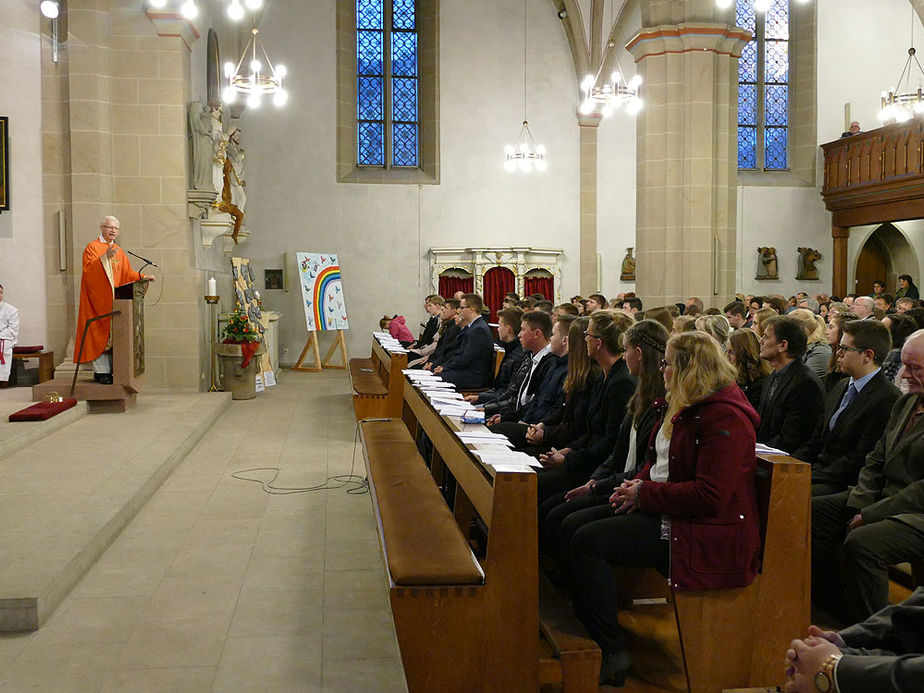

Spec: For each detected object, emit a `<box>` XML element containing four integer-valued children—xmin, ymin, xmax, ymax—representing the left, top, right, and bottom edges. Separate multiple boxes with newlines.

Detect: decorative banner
<box><xmin>296</xmin><ymin>252</ymin><xmax>349</xmax><ymax>332</ymax></box>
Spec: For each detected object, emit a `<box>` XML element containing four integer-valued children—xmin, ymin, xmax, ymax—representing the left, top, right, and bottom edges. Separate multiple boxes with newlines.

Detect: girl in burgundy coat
<box><xmin>567</xmin><ymin>330</ymin><xmax>762</xmax><ymax>686</ymax></box>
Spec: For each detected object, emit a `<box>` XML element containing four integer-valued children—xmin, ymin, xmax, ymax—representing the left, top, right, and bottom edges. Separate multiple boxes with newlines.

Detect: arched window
<box><xmin>357</xmin><ymin>0</ymin><xmax>419</xmax><ymax>167</ymax></box>
<box><xmin>737</xmin><ymin>0</ymin><xmax>789</xmax><ymax>171</ymax></box>
<box><xmin>339</xmin><ymin>1</ymin><xmax>438</xmax><ymax>184</ymax></box>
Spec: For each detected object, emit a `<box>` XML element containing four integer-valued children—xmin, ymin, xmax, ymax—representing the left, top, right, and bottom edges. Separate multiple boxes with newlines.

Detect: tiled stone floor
<box><xmin>0</xmin><ymin>370</ymin><xmax>406</xmax><ymax>692</ymax></box>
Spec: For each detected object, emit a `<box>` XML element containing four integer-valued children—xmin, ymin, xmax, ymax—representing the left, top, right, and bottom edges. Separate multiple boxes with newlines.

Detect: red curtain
<box><xmin>438</xmin><ymin>273</ymin><xmax>473</xmax><ymax>298</ymax></box>
<box><xmin>525</xmin><ymin>275</ymin><xmax>554</xmax><ymax>301</ymax></box>
<box><xmin>483</xmin><ymin>266</ymin><xmax>515</xmax><ymax>322</ymax></box>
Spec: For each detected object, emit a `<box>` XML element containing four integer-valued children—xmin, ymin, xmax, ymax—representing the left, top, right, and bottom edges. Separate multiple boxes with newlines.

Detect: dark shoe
<box><xmin>93</xmin><ymin>373</ymin><xmax>113</xmax><ymax>384</ymax></box>
<box><xmin>599</xmin><ymin>650</ymin><xmax>631</xmax><ymax>687</ymax></box>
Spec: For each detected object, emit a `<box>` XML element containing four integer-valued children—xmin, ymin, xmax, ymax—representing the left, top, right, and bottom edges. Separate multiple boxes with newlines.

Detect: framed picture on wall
<box><xmin>0</xmin><ymin>117</ymin><xmax>8</xmax><ymax>212</ymax></box>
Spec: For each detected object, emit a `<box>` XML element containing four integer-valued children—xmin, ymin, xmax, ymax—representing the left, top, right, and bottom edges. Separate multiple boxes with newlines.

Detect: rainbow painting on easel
<box><xmin>296</xmin><ymin>252</ymin><xmax>350</xmax><ymax>332</ymax></box>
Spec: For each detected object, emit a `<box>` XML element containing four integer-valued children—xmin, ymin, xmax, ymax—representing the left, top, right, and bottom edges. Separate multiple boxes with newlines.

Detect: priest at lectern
<box><xmin>73</xmin><ymin>216</ymin><xmax>154</xmax><ymax>384</ymax></box>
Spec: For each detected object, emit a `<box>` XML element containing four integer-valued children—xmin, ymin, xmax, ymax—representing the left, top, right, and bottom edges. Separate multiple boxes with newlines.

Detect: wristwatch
<box><xmin>814</xmin><ymin>653</ymin><xmax>842</xmax><ymax>692</ymax></box>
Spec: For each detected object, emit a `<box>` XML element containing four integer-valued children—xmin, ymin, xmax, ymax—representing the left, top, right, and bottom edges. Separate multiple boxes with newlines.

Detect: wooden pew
<box><xmin>392</xmin><ymin>377</ymin><xmax>600</xmax><ymax>692</ymax></box>
<box><xmin>348</xmin><ymin>337</ymin><xmax>407</xmax><ymax>421</ymax></box>
<box><xmin>615</xmin><ymin>453</ymin><xmax>811</xmax><ymax>692</ymax></box>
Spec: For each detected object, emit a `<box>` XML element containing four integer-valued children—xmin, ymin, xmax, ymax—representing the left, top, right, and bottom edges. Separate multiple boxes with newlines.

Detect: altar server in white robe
<box><xmin>0</xmin><ymin>283</ymin><xmax>20</xmax><ymax>382</ymax></box>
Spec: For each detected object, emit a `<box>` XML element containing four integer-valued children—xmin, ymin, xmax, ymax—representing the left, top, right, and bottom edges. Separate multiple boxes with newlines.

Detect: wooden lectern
<box><xmin>33</xmin><ymin>279</ymin><xmax>148</xmax><ymax>413</ymax></box>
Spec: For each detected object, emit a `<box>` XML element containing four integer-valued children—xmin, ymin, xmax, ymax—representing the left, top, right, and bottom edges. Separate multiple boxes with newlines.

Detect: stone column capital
<box><xmin>626</xmin><ymin>23</ymin><xmax>752</xmax><ymax>63</ymax></box>
<box><xmin>146</xmin><ymin>10</ymin><xmax>200</xmax><ymax>51</ymax></box>
<box><xmin>576</xmin><ymin>111</ymin><xmax>602</xmax><ymax>128</ymax></box>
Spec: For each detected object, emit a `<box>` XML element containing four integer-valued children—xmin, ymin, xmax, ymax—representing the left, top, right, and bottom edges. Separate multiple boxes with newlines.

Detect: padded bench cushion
<box><xmin>12</xmin><ymin>346</ymin><xmax>45</xmax><ymax>354</ymax></box>
<box><xmin>362</xmin><ymin>419</ymin><xmax>484</xmax><ymax>586</ymax></box>
<box><xmin>349</xmin><ymin>359</ymin><xmax>388</xmax><ymax>396</ymax></box>
<box><xmin>9</xmin><ymin>398</ymin><xmax>77</xmax><ymax>422</ymax></box>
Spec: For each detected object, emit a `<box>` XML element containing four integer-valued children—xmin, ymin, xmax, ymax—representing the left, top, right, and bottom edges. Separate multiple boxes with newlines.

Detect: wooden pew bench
<box><xmin>385</xmin><ymin>377</ymin><xmax>601</xmax><ymax>692</ymax></box>
<box><xmin>613</xmin><ymin>453</ymin><xmax>811</xmax><ymax>693</ymax></box>
<box><xmin>6</xmin><ymin>350</ymin><xmax>55</xmax><ymax>386</ymax></box>
<box><xmin>347</xmin><ymin>337</ymin><xmax>406</xmax><ymax>421</ymax></box>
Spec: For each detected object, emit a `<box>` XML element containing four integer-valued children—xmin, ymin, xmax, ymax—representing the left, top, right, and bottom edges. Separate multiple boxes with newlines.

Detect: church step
<box><xmin>0</xmin><ymin>395</ymin><xmax>89</xmax><ymax>462</ymax></box>
<box><xmin>0</xmin><ymin>391</ymin><xmax>232</xmax><ymax>631</ymax></box>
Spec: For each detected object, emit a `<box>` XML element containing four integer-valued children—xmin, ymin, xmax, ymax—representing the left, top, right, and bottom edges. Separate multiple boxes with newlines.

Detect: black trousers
<box><xmin>812</xmin><ymin>491</ymin><xmax>924</xmax><ymax>622</ymax></box>
<box><xmin>567</xmin><ymin>512</ymin><xmax>668</xmax><ymax>654</ymax></box>
<box><xmin>487</xmin><ymin>421</ymin><xmax>530</xmax><ymax>449</ymax></box>
<box><xmin>536</xmin><ymin>466</ymin><xmax>590</xmax><ymax>506</ymax></box>
<box><xmin>538</xmin><ymin>491</ymin><xmax>612</xmax><ymax>563</ymax></box>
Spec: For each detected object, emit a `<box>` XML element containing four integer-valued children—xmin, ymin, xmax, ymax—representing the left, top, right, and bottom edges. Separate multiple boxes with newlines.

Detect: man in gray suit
<box><xmin>812</xmin><ymin>329</ymin><xmax>924</xmax><ymax>622</ymax></box>
<box><xmin>783</xmin><ymin>587</ymin><xmax>924</xmax><ymax>692</ymax></box>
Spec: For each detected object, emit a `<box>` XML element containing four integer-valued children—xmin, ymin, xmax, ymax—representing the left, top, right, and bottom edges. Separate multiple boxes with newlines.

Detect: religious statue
<box><xmin>187</xmin><ymin>100</ymin><xmax>214</xmax><ymax>191</ymax></box>
<box><xmin>212</xmin><ymin>118</ymin><xmax>246</xmax><ymax>244</ymax></box>
<box><xmin>797</xmin><ymin>247</ymin><xmax>822</xmax><ymax>280</ymax></box>
<box><xmin>620</xmin><ymin>247</ymin><xmax>636</xmax><ymax>281</ymax></box>
<box><xmin>756</xmin><ymin>247</ymin><xmax>778</xmax><ymax>279</ymax></box>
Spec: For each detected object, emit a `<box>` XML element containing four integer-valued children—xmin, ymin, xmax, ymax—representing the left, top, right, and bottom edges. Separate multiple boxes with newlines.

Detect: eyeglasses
<box><xmin>837</xmin><ymin>344</ymin><xmax>867</xmax><ymax>354</ymax></box>
<box><xmin>583</xmin><ymin>330</ymin><xmax>600</xmax><ymax>340</ymax></box>
<box><xmin>101</xmin><ymin>225</ymin><xmax>119</xmax><ymax>230</ymax></box>
<box><xmin>659</xmin><ymin>358</ymin><xmax>670</xmax><ymax>370</ymax></box>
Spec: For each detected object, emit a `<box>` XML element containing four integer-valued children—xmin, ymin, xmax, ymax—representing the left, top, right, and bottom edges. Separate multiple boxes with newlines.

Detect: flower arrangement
<box><xmin>222</xmin><ymin>306</ymin><xmax>260</xmax><ymax>343</ymax></box>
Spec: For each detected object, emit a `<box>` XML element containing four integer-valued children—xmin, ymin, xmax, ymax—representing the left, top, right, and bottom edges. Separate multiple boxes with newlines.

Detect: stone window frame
<box><xmin>337</xmin><ymin>0</ymin><xmax>440</xmax><ymax>184</ymax></box>
<box><xmin>738</xmin><ymin>0</ymin><xmax>816</xmax><ymax>187</ymax></box>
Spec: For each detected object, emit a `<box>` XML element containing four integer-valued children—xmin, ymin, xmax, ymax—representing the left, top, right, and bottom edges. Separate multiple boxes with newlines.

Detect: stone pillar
<box><xmin>832</xmin><ymin>226</ymin><xmax>850</xmax><ymax>298</ymax></box>
<box><xmin>627</xmin><ymin>22</ymin><xmax>749</xmax><ymax>308</ymax></box>
<box><xmin>578</xmin><ymin>114</ymin><xmax>600</xmax><ymax>295</ymax></box>
<box><xmin>59</xmin><ymin>1</ymin><xmax>203</xmax><ymax>390</ymax></box>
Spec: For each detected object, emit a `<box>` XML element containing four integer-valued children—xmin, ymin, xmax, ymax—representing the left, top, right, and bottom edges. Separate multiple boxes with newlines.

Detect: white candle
<box><xmin>208</xmin><ymin>277</ymin><xmax>217</xmax><ymax>295</ymax></box>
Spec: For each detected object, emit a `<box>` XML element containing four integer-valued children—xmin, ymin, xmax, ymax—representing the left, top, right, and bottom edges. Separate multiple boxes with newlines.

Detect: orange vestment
<box><xmin>73</xmin><ymin>239</ymin><xmax>141</xmax><ymax>363</ymax></box>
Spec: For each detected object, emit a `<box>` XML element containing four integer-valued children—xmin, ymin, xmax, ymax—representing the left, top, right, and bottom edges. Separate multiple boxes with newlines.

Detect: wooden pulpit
<box><xmin>113</xmin><ymin>280</ymin><xmax>147</xmax><ymax>392</ymax></box>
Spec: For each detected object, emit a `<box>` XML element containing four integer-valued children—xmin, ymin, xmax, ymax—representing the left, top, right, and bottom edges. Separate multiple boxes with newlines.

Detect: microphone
<box><xmin>125</xmin><ymin>249</ymin><xmax>159</xmax><ymax>268</ymax></box>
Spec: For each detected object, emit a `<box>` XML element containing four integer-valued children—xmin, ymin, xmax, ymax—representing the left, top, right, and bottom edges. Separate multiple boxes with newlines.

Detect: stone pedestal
<box><xmin>216</xmin><ymin>342</ymin><xmax>265</xmax><ymax>400</ymax></box>
<box><xmin>627</xmin><ymin>22</ymin><xmax>750</xmax><ymax>307</ymax></box>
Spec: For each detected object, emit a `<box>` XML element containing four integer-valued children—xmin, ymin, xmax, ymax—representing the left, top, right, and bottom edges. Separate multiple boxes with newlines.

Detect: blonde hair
<box><xmin>564</xmin><ymin>317</ymin><xmax>601</xmax><ymax>395</ymax></box>
<box><xmin>662</xmin><ymin>331</ymin><xmax>738</xmax><ymax>437</ymax></box>
<box><xmin>696</xmin><ymin>314</ymin><xmax>732</xmax><ymax>346</ymax></box>
<box><xmin>588</xmin><ymin>309</ymin><xmax>633</xmax><ymax>355</ymax></box>
<box><xmin>787</xmin><ymin>308</ymin><xmax>827</xmax><ymax>345</ymax></box>
<box><xmin>751</xmin><ymin>307</ymin><xmax>777</xmax><ymax>337</ymax></box>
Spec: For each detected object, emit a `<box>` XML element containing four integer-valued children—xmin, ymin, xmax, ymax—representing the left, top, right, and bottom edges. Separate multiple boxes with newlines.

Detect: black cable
<box><xmin>231</xmin><ymin>422</ymin><xmax>368</xmax><ymax>495</ymax></box>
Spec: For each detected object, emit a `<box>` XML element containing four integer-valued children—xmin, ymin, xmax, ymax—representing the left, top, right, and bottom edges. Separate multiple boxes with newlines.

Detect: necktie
<box><xmin>828</xmin><ymin>383</ymin><xmax>857</xmax><ymax>431</ymax></box>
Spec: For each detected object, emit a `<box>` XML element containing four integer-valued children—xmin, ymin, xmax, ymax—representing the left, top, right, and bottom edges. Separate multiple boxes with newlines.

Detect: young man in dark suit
<box><xmin>806</xmin><ymin>320</ymin><xmax>900</xmax><ymax>496</ymax></box>
<box><xmin>757</xmin><ymin>315</ymin><xmax>825</xmax><ymax>457</ymax></box>
<box><xmin>434</xmin><ymin>293</ymin><xmax>495</xmax><ymax>389</ymax></box>
<box><xmin>424</xmin><ymin>299</ymin><xmax>460</xmax><ymax>369</ymax></box>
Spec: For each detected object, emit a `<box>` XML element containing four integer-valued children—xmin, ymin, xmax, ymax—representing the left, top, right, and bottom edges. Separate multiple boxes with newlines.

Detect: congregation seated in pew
<box><xmin>387</xmin><ymin>285</ymin><xmax>924</xmax><ymax>687</ymax></box>
<box><xmin>488</xmin><ymin>313</ymin><xmax>572</xmax><ymax>448</ymax></box>
<box><xmin>539</xmin><ymin>319</ymin><xmax>668</xmax><ymax>566</ymax></box>
<box><xmin>812</xmin><ymin>328</ymin><xmax>924</xmax><ymax>624</ymax></box>
<box><xmin>535</xmin><ymin>310</ymin><xmax>636</xmax><ymax>504</ymax></box>
<box><xmin>464</xmin><ymin>306</ymin><xmax>526</xmax><ymax>406</ymax></box>
<box><xmin>431</xmin><ymin>293</ymin><xmax>495</xmax><ymax>389</ymax></box>
<box><xmin>804</xmin><ymin>319</ymin><xmax>900</xmax><ymax>496</ymax></box>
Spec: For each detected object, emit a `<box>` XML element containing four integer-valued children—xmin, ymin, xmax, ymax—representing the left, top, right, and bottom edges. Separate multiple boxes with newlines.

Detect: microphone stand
<box><xmin>125</xmin><ymin>249</ymin><xmax>158</xmax><ymax>274</ymax></box>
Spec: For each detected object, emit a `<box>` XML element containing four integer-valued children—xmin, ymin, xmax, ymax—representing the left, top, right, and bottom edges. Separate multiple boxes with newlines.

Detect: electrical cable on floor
<box><xmin>231</xmin><ymin>422</ymin><xmax>369</xmax><ymax>495</ymax></box>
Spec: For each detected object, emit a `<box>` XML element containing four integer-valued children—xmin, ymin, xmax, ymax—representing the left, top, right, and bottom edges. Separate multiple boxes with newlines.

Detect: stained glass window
<box><xmin>737</xmin><ymin>0</ymin><xmax>789</xmax><ymax>171</ymax></box>
<box><xmin>356</xmin><ymin>0</ymin><xmax>419</xmax><ymax>168</ymax></box>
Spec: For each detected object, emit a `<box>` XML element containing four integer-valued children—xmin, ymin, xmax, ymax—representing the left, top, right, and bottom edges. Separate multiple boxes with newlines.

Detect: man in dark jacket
<box><xmin>757</xmin><ymin>315</ymin><xmax>825</xmax><ymax>457</ymax></box>
<box><xmin>415</xmin><ymin>294</ymin><xmax>442</xmax><ymax>348</ymax></box>
<box><xmin>466</xmin><ymin>307</ymin><xmax>525</xmax><ymax>406</ymax></box>
<box><xmin>489</xmin><ymin>314</ymin><xmax>573</xmax><ymax>446</ymax></box>
<box><xmin>805</xmin><ymin>320</ymin><xmax>899</xmax><ymax>495</ymax></box>
<box><xmin>435</xmin><ymin>293</ymin><xmax>495</xmax><ymax>389</ymax></box>
<box><xmin>425</xmin><ymin>299</ymin><xmax>460</xmax><ymax>368</ymax></box>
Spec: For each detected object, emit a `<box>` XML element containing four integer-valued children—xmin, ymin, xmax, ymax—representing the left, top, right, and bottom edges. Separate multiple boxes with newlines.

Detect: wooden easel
<box><xmin>292</xmin><ymin>330</ymin><xmax>348</xmax><ymax>372</ymax></box>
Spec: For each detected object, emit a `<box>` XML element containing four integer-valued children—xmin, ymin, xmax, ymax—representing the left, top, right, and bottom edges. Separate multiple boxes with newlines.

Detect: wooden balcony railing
<box><xmin>820</xmin><ymin>121</ymin><xmax>924</xmax><ymax>227</ymax></box>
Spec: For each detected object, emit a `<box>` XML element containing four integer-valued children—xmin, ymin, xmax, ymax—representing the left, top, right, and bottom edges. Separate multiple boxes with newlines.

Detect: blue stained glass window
<box><xmin>765</xmin><ymin>127</ymin><xmax>787</xmax><ymax>169</ymax></box>
<box><xmin>737</xmin><ymin>0</ymin><xmax>789</xmax><ymax>171</ymax></box>
<box><xmin>357</xmin><ymin>0</ymin><xmax>383</xmax><ymax>30</ymax></box>
<box><xmin>391</xmin><ymin>32</ymin><xmax>417</xmax><ymax>76</ymax></box>
<box><xmin>356</xmin><ymin>0</ymin><xmax>419</xmax><ymax>168</ymax></box>
<box><xmin>393</xmin><ymin>123</ymin><xmax>418</xmax><ymax>166</ymax></box>
<box><xmin>392</xmin><ymin>0</ymin><xmax>415</xmax><ymax>30</ymax></box>
<box><xmin>739</xmin><ymin>84</ymin><xmax>757</xmax><ymax>126</ymax></box>
<box><xmin>765</xmin><ymin>85</ymin><xmax>788</xmax><ymax>126</ymax></box>
<box><xmin>357</xmin><ymin>31</ymin><xmax>383</xmax><ymax>75</ymax></box>
<box><xmin>739</xmin><ymin>127</ymin><xmax>757</xmax><ymax>169</ymax></box>
<box><xmin>765</xmin><ymin>0</ymin><xmax>789</xmax><ymax>40</ymax></box>
<box><xmin>359</xmin><ymin>122</ymin><xmax>385</xmax><ymax>166</ymax></box>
